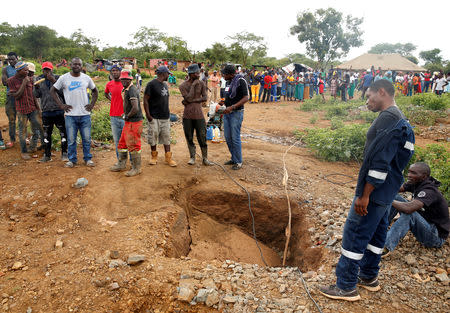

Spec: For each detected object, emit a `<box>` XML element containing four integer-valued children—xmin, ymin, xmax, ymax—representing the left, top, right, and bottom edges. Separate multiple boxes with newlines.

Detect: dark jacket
<box><xmin>356</xmin><ymin>118</ymin><xmax>415</xmax><ymax>205</ymax></box>
<box><xmin>34</xmin><ymin>74</ymin><xmax>65</xmax><ymax>112</ymax></box>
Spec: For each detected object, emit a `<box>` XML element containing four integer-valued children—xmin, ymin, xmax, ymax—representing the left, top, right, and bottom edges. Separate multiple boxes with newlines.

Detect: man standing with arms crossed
<box><xmin>50</xmin><ymin>58</ymin><xmax>98</xmax><ymax>168</ymax></box>
<box><xmin>319</xmin><ymin>79</ymin><xmax>415</xmax><ymax>301</ymax></box>
<box><xmin>34</xmin><ymin>61</ymin><xmax>68</xmax><ymax>162</ymax></box>
<box><xmin>209</xmin><ymin>70</ymin><xmax>220</xmax><ymax>103</ymax></box>
<box><xmin>144</xmin><ymin>66</ymin><xmax>177</xmax><ymax>167</ymax></box>
<box><xmin>2</xmin><ymin>52</ymin><xmax>18</xmax><ymax>148</ymax></box>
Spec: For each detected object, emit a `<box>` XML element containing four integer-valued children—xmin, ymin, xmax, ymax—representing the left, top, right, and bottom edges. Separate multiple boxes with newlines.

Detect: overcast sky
<box><xmin>2</xmin><ymin>0</ymin><xmax>449</xmax><ymax>64</ymax></box>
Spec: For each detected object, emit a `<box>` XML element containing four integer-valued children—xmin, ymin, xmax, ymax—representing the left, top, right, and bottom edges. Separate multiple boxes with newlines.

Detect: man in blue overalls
<box><xmin>319</xmin><ymin>79</ymin><xmax>415</xmax><ymax>301</ymax></box>
<box><xmin>1</xmin><ymin>52</ymin><xmax>18</xmax><ymax>148</ymax></box>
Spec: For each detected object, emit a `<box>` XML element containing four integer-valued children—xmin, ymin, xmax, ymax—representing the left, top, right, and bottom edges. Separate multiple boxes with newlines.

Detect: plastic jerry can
<box><xmin>206</xmin><ymin>126</ymin><xmax>214</xmax><ymax>140</ymax></box>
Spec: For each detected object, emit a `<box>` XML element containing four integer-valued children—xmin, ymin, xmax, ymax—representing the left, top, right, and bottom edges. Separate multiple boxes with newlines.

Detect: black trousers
<box><xmin>42</xmin><ymin>113</ymin><xmax>67</xmax><ymax>157</ymax></box>
<box><xmin>183</xmin><ymin>118</ymin><xmax>207</xmax><ymax>157</ymax></box>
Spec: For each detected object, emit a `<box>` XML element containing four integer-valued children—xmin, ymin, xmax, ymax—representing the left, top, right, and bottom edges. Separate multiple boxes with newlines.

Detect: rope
<box><xmin>281</xmin><ymin>142</ymin><xmax>324</xmax><ymax>313</ymax></box>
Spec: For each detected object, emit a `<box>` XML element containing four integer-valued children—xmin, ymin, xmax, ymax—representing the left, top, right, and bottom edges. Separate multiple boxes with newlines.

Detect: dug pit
<box><xmin>173</xmin><ymin>188</ymin><xmax>322</xmax><ymax>271</ymax></box>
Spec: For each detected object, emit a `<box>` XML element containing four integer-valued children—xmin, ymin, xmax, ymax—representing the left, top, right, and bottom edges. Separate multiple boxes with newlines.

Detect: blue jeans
<box><xmin>223</xmin><ymin>110</ymin><xmax>243</xmax><ymax>164</ymax></box>
<box><xmin>270</xmin><ymin>85</ymin><xmax>277</xmax><ymax>101</ymax></box>
<box><xmin>6</xmin><ymin>95</ymin><xmax>16</xmax><ymax>142</ymax></box>
<box><xmin>385</xmin><ymin>195</ymin><xmax>445</xmax><ymax>251</ymax></box>
<box><xmin>65</xmin><ymin>115</ymin><xmax>92</xmax><ymax>164</ymax></box>
<box><xmin>423</xmin><ymin>81</ymin><xmax>430</xmax><ymax>93</ymax></box>
<box><xmin>258</xmin><ymin>84</ymin><xmax>264</xmax><ymax>99</ymax></box>
<box><xmin>110</xmin><ymin>116</ymin><xmax>125</xmax><ymax>159</ymax></box>
<box><xmin>336</xmin><ymin>196</ymin><xmax>391</xmax><ymax>290</ymax></box>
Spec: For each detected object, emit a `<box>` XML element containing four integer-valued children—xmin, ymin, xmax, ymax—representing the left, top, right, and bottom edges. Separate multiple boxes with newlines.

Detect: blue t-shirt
<box><xmin>363</xmin><ymin>74</ymin><xmax>373</xmax><ymax>87</ymax></box>
<box><xmin>5</xmin><ymin>65</ymin><xmax>16</xmax><ymax>92</ymax></box>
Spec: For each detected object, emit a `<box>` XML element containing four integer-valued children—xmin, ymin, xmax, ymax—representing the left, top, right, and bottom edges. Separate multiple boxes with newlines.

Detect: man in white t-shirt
<box><xmin>50</xmin><ymin>58</ymin><xmax>98</xmax><ymax>168</ymax></box>
<box><xmin>434</xmin><ymin>74</ymin><xmax>448</xmax><ymax>96</ymax></box>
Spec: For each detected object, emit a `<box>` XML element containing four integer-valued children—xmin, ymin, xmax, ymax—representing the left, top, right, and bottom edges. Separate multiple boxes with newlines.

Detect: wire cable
<box><xmin>297</xmin><ymin>268</ymin><xmax>324</xmax><ymax>313</ymax></box>
<box><xmin>195</xmin><ymin>153</ymin><xmax>268</xmax><ymax>267</ymax></box>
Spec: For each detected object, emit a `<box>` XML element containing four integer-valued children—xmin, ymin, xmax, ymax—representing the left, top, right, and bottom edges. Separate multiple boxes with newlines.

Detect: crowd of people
<box><xmin>0</xmin><ymin>52</ymin><xmax>247</xmax><ymax>173</ymax></box>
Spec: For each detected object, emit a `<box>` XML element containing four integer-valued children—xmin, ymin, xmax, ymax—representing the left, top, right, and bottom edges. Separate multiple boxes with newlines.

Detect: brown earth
<box><xmin>0</xmin><ymin>88</ymin><xmax>448</xmax><ymax>313</ymax></box>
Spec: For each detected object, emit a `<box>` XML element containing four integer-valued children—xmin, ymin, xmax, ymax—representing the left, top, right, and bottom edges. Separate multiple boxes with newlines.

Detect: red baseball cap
<box><xmin>119</xmin><ymin>71</ymin><xmax>133</xmax><ymax>80</ymax></box>
<box><xmin>42</xmin><ymin>61</ymin><xmax>53</xmax><ymax>70</ymax></box>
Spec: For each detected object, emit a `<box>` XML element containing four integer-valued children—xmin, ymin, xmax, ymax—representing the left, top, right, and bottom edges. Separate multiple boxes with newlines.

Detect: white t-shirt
<box><xmin>53</xmin><ymin>72</ymin><xmax>96</xmax><ymax>116</ymax></box>
<box><xmin>435</xmin><ymin>78</ymin><xmax>447</xmax><ymax>91</ymax></box>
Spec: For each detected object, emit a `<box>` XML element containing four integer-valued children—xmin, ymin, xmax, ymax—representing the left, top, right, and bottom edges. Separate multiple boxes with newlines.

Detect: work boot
<box><xmin>201</xmin><ymin>147</ymin><xmax>213</xmax><ymax>166</ymax></box>
<box><xmin>165</xmin><ymin>151</ymin><xmax>177</xmax><ymax>167</ymax></box>
<box><xmin>126</xmin><ymin>152</ymin><xmax>141</xmax><ymax>177</ymax></box>
<box><xmin>149</xmin><ymin>150</ymin><xmax>158</xmax><ymax>165</ymax></box>
<box><xmin>110</xmin><ymin>151</ymin><xmax>127</xmax><ymax>172</ymax></box>
<box><xmin>187</xmin><ymin>146</ymin><xmax>196</xmax><ymax>165</ymax></box>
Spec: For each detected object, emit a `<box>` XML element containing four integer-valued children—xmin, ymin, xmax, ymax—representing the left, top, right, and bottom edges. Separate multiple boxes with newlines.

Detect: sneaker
<box><xmin>85</xmin><ymin>160</ymin><xmax>95</xmax><ymax>167</ymax></box>
<box><xmin>6</xmin><ymin>142</ymin><xmax>14</xmax><ymax>148</ymax></box>
<box><xmin>224</xmin><ymin>160</ymin><xmax>235</xmax><ymax>165</ymax></box>
<box><xmin>0</xmin><ymin>140</ymin><xmax>5</xmax><ymax>150</ymax></box>
<box><xmin>64</xmin><ymin>161</ymin><xmax>75</xmax><ymax>168</ymax></box>
<box><xmin>21</xmin><ymin>153</ymin><xmax>31</xmax><ymax>160</ymax></box>
<box><xmin>357</xmin><ymin>276</ymin><xmax>381</xmax><ymax>292</ymax></box>
<box><xmin>318</xmin><ymin>284</ymin><xmax>360</xmax><ymax>301</ymax></box>
<box><xmin>231</xmin><ymin>163</ymin><xmax>242</xmax><ymax>170</ymax></box>
<box><xmin>61</xmin><ymin>153</ymin><xmax>69</xmax><ymax>162</ymax></box>
<box><xmin>39</xmin><ymin>156</ymin><xmax>52</xmax><ymax>163</ymax></box>
<box><xmin>381</xmin><ymin>248</ymin><xmax>391</xmax><ymax>258</ymax></box>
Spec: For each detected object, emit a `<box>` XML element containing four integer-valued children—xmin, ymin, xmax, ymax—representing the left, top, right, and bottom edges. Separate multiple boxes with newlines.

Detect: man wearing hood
<box><xmin>383</xmin><ymin>162</ymin><xmax>449</xmax><ymax>255</ymax></box>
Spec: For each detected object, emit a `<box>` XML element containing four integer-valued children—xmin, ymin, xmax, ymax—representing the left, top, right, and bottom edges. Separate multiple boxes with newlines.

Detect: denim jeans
<box><xmin>6</xmin><ymin>95</ymin><xmax>16</xmax><ymax>142</ymax></box>
<box><xmin>258</xmin><ymin>84</ymin><xmax>264</xmax><ymax>100</ymax></box>
<box><xmin>336</xmin><ymin>196</ymin><xmax>391</xmax><ymax>290</ymax></box>
<box><xmin>65</xmin><ymin>115</ymin><xmax>92</xmax><ymax>163</ymax></box>
<box><xmin>223</xmin><ymin>110</ymin><xmax>243</xmax><ymax>164</ymax></box>
<box><xmin>110</xmin><ymin>116</ymin><xmax>125</xmax><ymax>159</ymax></box>
<box><xmin>18</xmin><ymin>110</ymin><xmax>43</xmax><ymax>153</ymax></box>
<box><xmin>423</xmin><ymin>81</ymin><xmax>430</xmax><ymax>93</ymax></box>
<box><xmin>385</xmin><ymin>195</ymin><xmax>445</xmax><ymax>251</ymax></box>
<box><xmin>270</xmin><ymin>85</ymin><xmax>277</xmax><ymax>101</ymax></box>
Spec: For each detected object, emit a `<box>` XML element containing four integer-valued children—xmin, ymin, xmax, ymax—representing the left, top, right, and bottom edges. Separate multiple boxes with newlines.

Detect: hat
<box><xmin>110</xmin><ymin>64</ymin><xmax>122</xmax><ymax>71</ymax></box>
<box><xmin>221</xmin><ymin>64</ymin><xmax>236</xmax><ymax>75</ymax></box>
<box><xmin>26</xmin><ymin>62</ymin><xmax>35</xmax><ymax>72</ymax></box>
<box><xmin>119</xmin><ymin>71</ymin><xmax>133</xmax><ymax>80</ymax></box>
<box><xmin>156</xmin><ymin>66</ymin><xmax>172</xmax><ymax>74</ymax></box>
<box><xmin>15</xmin><ymin>61</ymin><xmax>28</xmax><ymax>71</ymax></box>
<box><xmin>42</xmin><ymin>61</ymin><xmax>53</xmax><ymax>70</ymax></box>
<box><xmin>187</xmin><ymin>64</ymin><xmax>200</xmax><ymax>74</ymax></box>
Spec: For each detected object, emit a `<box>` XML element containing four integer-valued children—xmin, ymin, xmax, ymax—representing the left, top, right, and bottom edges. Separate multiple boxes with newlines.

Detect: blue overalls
<box><xmin>336</xmin><ymin>118</ymin><xmax>415</xmax><ymax>290</ymax></box>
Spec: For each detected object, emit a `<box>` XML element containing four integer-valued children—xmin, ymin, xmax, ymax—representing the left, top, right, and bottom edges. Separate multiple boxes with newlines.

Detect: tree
<box><xmin>70</xmin><ymin>29</ymin><xmax>100</xmax><ymax>61</ymax></box>
<box><xmin>368</xmin><ymin>42</ymin><xmax>416</xmax><ymax>56</ymax></box>
<box><xmin>226</xmin><ymin>31</ymin><xmax>266</xmax><ymax>66</ymax></box>
<box><xmin>286</xmin><ymin>53</ymin><xmax>317</xmax><ymax>68</ymax></box>
<box><xmin>203</xmin><ymin>43</ymin><xmax>230</xmax><ymax>65</ymax></box>
<box><xmin>405</xmin><ymin>55</ymin><xmax>419</xmax><ymax>64</ymax></box>
<box><xmin>161</xmin><ymin>36</ymin><xmax>191</xmax><ymax>60</ymax></box>
<box><xmin>19</xmin><ymin>25</ymin><xmax>58</xmax><ymax>61</ymax></box>
<box><xmin>128</xmin><ymin>26</ymin><xmax>165</xmax><ymax>53</ymax></box>
<box><xmin>0</xmin><ymin>22</ymin><xmax>18</xmax><ymax>54</ymax></box>
<box><xmin>290</xmin><ymin>8</ymin><xmax>363</xmax><ymax>68</ymax></box>
<box><xmin>419</xmin><ymin>49</ymin><xmax>443</xmax><ymax>65</ymax></box>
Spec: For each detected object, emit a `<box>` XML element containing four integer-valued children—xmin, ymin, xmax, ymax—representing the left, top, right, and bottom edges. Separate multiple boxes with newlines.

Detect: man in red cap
<box><xmin>110</xmin><ymin>71</ymin><xmax>144</xmax><ymax>176</ymax></box>
<box><xmin>34</xmin><ymin>62</ymin><xmax>68</xmax><ymax>162</ymax></box>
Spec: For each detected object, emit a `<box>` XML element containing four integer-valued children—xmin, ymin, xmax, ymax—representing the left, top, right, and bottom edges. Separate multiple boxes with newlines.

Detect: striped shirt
<box><xmin>7</xmin><ymin>75</ymin><xmax>37</xmax><ymax>114</ymax></box>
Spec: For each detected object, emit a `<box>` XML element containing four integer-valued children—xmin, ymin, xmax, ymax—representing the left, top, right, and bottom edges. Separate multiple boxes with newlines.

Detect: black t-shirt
<box><xmin>224</xmin><ymin>77</ymin><xmax>248</xmax><ymax>109</ymax></box>
<box><xmin>124</xmin><ymin>85</ymin><xmax>143</xmax><ymax>122</ymax></box>
<box><xmin>364</xmin><ymin>105</ymin><xmax>405</xmax><ymax>155</ymax></box>
<box><xmin>144</xmin><ymin>79</ymin><xmax>170</xmax><ymax>119</ymax></box>
<box><xmin>403</xmin><ymin>177</ymin><xmax>449</xmax><ymax>239</ymax></box>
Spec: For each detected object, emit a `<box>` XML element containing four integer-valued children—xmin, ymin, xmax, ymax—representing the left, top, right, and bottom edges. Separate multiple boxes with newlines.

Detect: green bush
<box><xmin>54</xmin><ymin>67</ymin><xmax>71</xmax><ymax>75</ymax></box>
<box><xmin>173</xmin><ymin>71</ymin><xmax>187</xmax><ymax>80</ymax></box>
<box><xmin>324</xmin><ymin>103</ymin><xmax>354</xmax><ymax>119</ymax></box>
<box><xmin>397</xmin><ymin>103</ymin><xmax>446</xmax><ymax>126</ymax></box>
<box><xmin>330</xmin><ymin>116</ymin><xmax>345</xmax><ymax>129</ymax></box>
<box><xmin>410</xmin><ymin>93</ymin><xmax>450</xmax><ymax>111</ymax></box>
<box><xmin>356</xmin><ymin>110</ymin><xmax>378</xmax><ymax>123</ymax></box>
<box><xmin>297</xmin><ymin>123</ymin><xmax>369</xmax><ymax>162</ymax></box>
<box><xmin>89</xmin><ymin>71</ymin><xmax>109</xmax><ymax>78</ymax></box>
<box><xmin>309</xmin><ymin>113</ymin><xmax>318</xmax><ymax>124</ymax></box>
<box><xmin>91</xmin><ymin>105</ymin><xmax>112</xmax><ymax>142</ymax></box>
<box><xmin>405</xmin><ymin>144</ymin><xmax>449</xmax><ymax>200</ymax></box>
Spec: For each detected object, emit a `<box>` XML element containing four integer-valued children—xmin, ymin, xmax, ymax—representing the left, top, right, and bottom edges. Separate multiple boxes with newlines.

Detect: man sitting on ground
<box><xmin>384</xmin><ymin>162</ymin><xmax>449</xmax><ymax>255</ymax></box>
